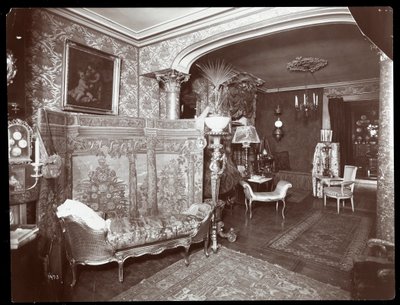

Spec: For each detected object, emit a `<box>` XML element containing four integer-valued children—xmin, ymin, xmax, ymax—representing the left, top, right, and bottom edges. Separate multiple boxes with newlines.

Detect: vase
<box><xmin>204</xmin><ymin>116</ymin><xmax>231</xmax><ymax>133</ymax></box>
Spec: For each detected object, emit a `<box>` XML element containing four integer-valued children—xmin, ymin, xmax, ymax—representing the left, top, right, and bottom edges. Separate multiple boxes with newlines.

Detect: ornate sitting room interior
<box><xmin>6</xmin><ymin>7</ymin><xmax>393</xmax><ymax>302</ymax></box>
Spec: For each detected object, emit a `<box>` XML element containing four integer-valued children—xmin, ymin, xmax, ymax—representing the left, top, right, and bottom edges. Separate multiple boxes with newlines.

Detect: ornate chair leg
<box><xmin>275</xmin><ymin>201</ymin><xmax>278</xmax><ymax>211</ymax></box>
<box><xmin>204</xmin><ymin>233</ymin><xmax>210</xmax><ymax>257</ymax></box>
<box><xmin>118</xmin><ymin>260</ymin><xmax>124</xmax><ymax>282</ymax></box>
<box><xmin>249</xmin><ymin>199</ymin><xmax>253</xmax><ymax>219</ymax></box>
<box><xmin>324</xmin><ymin>194</ymin><xmax>327</xmax><ymax>207</ymax></box>
<box><xmin>244</xmin><ymin>198</ymin><xmax>248</xmax><ymax>215</ymax></box>
<box><xmin>281</xmin><ymin>199</ymin><xmax>286</xmax><ymax>219</ymax></box>
<box><xmin>351</xmin><ymin>197</ymin><xmax>355</xmax><ymax>212</ymax></box>
<box><xmin>70</xmin><ymin>262</ymin><xmax>77</xmax><ymax>287</ymax></box>
<box><xmin>184</xmin><ymin>245</ymin><xmax>190</xmax><ymax>266</ymax></box>
<box><xmin>337</xmin><ymin>198</ymin><xmax>340</xmax><ymax>214</ymax></box>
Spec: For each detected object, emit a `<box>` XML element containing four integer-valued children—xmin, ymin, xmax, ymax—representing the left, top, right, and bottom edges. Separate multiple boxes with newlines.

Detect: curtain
<box><xmin>328</xmin><ymin>98</ymin><xmax>353</xmax><ymax>174</ymax></box>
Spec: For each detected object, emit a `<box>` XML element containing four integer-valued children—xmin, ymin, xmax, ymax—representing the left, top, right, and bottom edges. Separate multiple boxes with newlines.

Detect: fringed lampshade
<box><xmin>232</xmin><ymin>125</ymin><xmax>260</xmax><ymax>176</ymax></box>
<box><xmin>232</xmin><ymin>125</ymin><xmax>260</xmax><ymax>147</ymax></box>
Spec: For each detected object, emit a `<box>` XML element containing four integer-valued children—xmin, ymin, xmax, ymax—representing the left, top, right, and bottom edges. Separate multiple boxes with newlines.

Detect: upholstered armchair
<box><xmin>240</xmin><ymin>180</ymin><xmax>292</xmax><ymax>219</ymax></box>
<box><xmin>352</xmin><ymin>238</ymin><xmax>395</xmax><ymax>299</ymax></box>
<box><xmin>57</xmin><ymin>200</ymin><xmax>213</xmax><ymax>287</ymax></box>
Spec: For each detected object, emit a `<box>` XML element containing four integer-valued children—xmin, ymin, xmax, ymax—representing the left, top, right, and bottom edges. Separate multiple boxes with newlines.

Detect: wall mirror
<box><xmin>8</xmin><ymin>118</ymin><xmax>33</xmax><ymax>164</ymax></box>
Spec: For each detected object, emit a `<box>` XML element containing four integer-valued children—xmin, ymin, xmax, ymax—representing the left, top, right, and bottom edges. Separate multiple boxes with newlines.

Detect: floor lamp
<box><xmin>232</xmin><ymin>125</ymin><xmax>260</xmax><ymax>177</ymax></box>
<box><xmin>204</xmin><ymin>116</ymin><xmax>230</xmax><ymax>252</ymax></box>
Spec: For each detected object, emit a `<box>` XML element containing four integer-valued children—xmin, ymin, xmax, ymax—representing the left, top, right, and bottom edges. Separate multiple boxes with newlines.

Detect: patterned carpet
<box><xmin>112</xmin><ymin>246</ymin><xmax>350</xmax><ymax>301</ymax></box>
<box><xmin>267</xmin><ymin>210</ymin><xmax>373</xmax><ymax>271</ymax></box>
<box><xmin>286</xmin><ymin>188</ymin><xmax>311</xmax><ymax>203</ymax></box>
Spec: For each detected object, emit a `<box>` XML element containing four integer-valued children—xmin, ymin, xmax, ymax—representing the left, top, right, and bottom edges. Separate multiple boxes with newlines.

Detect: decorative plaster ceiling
<box><xmin>194</xmin><ymin>23</ymin><xmax>381</xmax><ymax>91</ymax></box>
<box><xmin>55</xmin><ymin>7</ymin><xmax>384</xmax><ymax>91</ymax></box>
<box><xmin>63</xmin><ymin>7</ymin><xmax>237</xmax><ymax>42</ymax></box>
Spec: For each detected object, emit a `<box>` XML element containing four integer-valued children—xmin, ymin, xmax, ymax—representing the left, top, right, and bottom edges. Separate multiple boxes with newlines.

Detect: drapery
<box><xmin>328</xmin><ymin>98</ymin><xmax>353</xmax><ymax>171</ymax></box>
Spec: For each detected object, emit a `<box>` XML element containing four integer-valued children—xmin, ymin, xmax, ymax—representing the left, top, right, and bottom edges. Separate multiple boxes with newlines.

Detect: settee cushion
<box><xmin>56</xmin><ymin>199</ymin><xmax>107</xmax><ymax>231</ymax></box>
<box><xmin>106</xmin><ymin>214</ymin><xmax>201</xmax><ymax>250</ymax></box>
<box><xmin>182</xmin><ymin>202</ymin><xmax>212</xmax><ymax>220</ymax></box>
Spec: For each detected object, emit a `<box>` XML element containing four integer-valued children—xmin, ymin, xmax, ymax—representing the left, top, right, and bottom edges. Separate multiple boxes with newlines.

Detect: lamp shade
<box><xmin>232</xmin><ymin>125</ymin><xmax>260</xmax><ymax>147</ymax></box>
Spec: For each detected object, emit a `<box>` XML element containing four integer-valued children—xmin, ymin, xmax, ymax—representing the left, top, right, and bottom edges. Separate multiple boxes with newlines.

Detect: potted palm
<box><xmin>197</xmin><ymin>60</ymin><xmax>236</xmax><ymax>133</ymax></box>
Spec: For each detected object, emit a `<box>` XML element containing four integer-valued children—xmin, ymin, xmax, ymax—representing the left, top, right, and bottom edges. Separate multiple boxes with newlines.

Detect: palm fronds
<box><xmin>196</xmin><ymin>60</ymin><xmax>236</xmax><ymax>89</ymax></box>
<box><xmin>196</xmin><ymin>60</ymin><xmax>236</xmax><ymax>114</ymax></box>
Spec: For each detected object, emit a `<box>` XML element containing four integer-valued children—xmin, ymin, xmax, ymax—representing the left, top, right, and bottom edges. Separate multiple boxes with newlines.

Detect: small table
<box><xmin>247</xmin><ymin>176</ymin><xmax>273</xmax><ymax>192</ymax></box>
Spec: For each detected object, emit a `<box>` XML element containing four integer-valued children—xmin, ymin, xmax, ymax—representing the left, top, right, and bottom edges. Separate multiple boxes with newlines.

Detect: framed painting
<box><xmin>61</xmin><ymin>39</ymin><xmax>121</xmax><ymax>115</ymax></box>
<box><xmin>9</xmin><ymin>164</ymin><xmax>26</xmax><ymax>193</ymax></box>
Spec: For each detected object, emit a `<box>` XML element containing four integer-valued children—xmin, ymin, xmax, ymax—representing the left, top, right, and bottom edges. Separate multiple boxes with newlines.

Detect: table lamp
<box><xmin>232</xmin><ymin>125</ymin><xmax>260</xmax><ymax>176</ymax></box>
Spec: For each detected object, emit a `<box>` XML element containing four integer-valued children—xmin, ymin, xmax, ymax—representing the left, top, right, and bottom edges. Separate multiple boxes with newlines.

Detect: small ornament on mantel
<box><xmin>320</xmin><ymin>129</ymin><xmax>333</xmax><ymax>142</ymax></box>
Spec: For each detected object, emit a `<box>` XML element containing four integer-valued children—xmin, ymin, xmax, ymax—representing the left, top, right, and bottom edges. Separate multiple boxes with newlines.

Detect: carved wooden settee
<box><xmin>37</xmin><ymin>108</ymin><xmax>210</xmax><ymax>286</ymax></box>
<box><xmin>56</xmin><ymin>199</ymin><xmax>212</xmax><ymax>286</ymax></box>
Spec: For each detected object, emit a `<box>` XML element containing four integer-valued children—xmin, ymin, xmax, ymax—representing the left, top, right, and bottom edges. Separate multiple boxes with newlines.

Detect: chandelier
<box><xmin>294</xmin><ymin>90</ymin><xmax>319</xmax><ymax>116</ymax></box>
<box><xmin>287</xmin><ymin>56</ymin><xmax>328</xmax><ymax>117</ymax></box>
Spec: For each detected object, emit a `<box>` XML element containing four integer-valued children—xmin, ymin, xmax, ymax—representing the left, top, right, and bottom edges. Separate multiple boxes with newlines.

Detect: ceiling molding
<box><xmin>264</xmin><ymin>78</ymin><xmax>379</xmax><ymax>93</ymax></box>
<box><xmin>46</xmin><ymin>7</ymin><xmax>268</xmax><ymax>47</ymax></box>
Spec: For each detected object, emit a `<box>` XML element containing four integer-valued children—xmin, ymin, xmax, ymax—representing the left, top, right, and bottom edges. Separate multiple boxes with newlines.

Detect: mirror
<box><xmin>8</xmin><ymin>118</ymin><xmax>33</xmax><ymax>164</ymax></box>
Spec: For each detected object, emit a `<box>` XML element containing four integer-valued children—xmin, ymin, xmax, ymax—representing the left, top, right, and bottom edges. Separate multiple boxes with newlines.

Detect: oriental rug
<box><xmin>267</xmin><ymin>210</ymin><xmax>373</xmax><ymax>272</ymax></box>
<box><xmin>112</xmin><ymin>246</ymin><xmax>350</xmax><ymax>301</ymax></box>
<box><xmin>286</xmin><ymin>188</ymin><xmax>311</xmax><ymax>203</ymax></box>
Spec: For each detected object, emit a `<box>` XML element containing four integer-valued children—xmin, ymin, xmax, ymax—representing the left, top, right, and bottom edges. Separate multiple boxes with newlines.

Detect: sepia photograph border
<box><xmin>61</xmin><ymin>39</ymin><xmax>121</xmax><ymax>115</ymax></box>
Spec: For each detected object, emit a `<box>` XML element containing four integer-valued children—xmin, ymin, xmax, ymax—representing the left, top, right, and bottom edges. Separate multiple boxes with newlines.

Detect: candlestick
<box><xmin>35</xmin><ymin>134</ymin><xmax>40</xmax><ymax>164</ymax></box>
<box><xmin>295</xmin><ymin>95</ymin><xmax>298</xmax><ymax>107</ymax></box>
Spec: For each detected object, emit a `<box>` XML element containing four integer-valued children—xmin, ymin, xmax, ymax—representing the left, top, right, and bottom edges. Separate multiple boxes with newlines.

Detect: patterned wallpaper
<box><xmin>21</xmin><ymin>8</ymin><xmax>316</xmax><ymax>121</ymax></box>
<box><xmin>24</xmin><ymin>9</ymin><xmax>139</xmax><ymax>124</ymax></box>
<box><xmin>256</xmin><ymin>90</ymin><xmax>322</xmax><ymax>173</ymax></box>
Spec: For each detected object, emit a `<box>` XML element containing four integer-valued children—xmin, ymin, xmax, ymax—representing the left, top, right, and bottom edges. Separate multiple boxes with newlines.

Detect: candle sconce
<box><xmin>8</xmin><ymin>119</ymin><xmax>43</xmax><ymax>193</ymax></box>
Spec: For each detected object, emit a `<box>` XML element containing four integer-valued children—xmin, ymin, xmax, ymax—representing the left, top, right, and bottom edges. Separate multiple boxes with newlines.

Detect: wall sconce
<box><xmin>8</xmin><ymin>119</ymin><xmax>43</xmax><ymax>193</ymax></box>
<box><xmin>272</xmin><ymin>105</ymin><xmax>284</xmax><ymax>141</ymax></box>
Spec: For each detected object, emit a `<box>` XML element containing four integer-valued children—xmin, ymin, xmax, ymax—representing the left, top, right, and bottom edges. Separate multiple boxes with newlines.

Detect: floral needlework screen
<box><xmin>72</xmin><ymin>155</ymin><xmax>130</xmax><ymax>217</ymax></box>
<box><xmin>156</xmin><ymin>153</ymin><xmax>189</xmax><ymax>215</ymax></box>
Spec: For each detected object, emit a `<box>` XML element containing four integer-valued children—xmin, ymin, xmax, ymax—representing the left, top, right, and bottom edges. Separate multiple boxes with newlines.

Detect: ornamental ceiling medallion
<box><xmin>286</xmin><ymin>56</ymin><xmax>328</xmax><ymax>73</ymax></box>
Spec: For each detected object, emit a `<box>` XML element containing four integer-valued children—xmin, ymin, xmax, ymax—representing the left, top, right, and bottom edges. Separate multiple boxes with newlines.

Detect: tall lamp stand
<box><xmin>207</xmin><ymin>132</ymin><xmax>227</xmax><ymax>252</ymax></box>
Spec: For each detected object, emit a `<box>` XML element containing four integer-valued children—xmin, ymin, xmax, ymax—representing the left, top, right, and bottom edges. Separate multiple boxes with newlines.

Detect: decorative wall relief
<box><xmin>25</xmin><ymin>9</ymin><xmax>139</xmax><ymax>123</ymax></box>
<box><xmin>324</xmin><ymin>80</ymin><xmax>379</xmax><ymax>98</ymax></box>
<box><xmin>286</xmin><ymin>56</ymin><xmax>328</xmax><ymax>73</ymax></box>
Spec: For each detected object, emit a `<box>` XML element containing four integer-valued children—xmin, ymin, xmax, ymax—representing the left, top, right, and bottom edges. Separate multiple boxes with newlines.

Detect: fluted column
<box><xmin>376</xmin><ymin>52</ymin><xmax>394</xmax><ymax>242</ymax></box>
<box><xmin>322</xmin><ymin>94</ymin><xmax>331</xmax><ymax>129</ymax></box>
<box><xmin>155</xmin><ymin>69</ymin><xmax>190</xmax><ymax>120</ymax></box>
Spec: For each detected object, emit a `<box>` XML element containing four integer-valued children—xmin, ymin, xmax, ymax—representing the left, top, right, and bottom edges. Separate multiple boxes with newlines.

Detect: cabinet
<box><xmin>11</xmin><ymin>234</ymin><xmax>41</xmax><ymax>302</ymax></box>
<box><xmin>351</xmin><ymin>102</ymin><xmax>379</xmax><ymax>178</ymax></box>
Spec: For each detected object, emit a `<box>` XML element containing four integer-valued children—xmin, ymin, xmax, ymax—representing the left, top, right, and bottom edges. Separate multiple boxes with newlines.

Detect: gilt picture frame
<box><xmin>61</xmin><ymin>39</ymin><xmax>121</xmax><ymax>115</ymax></box>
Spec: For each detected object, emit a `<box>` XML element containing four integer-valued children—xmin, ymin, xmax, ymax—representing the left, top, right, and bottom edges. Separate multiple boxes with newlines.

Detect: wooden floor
<box><xmin>37</xmin><ymin>183</ymin><xmax>377</xmax><ymax>302</ymax></box>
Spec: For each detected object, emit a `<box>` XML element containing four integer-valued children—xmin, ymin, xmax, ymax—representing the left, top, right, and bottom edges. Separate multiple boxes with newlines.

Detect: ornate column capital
<box><xmin>143</xmin><ymin>68</ymin><xmax>190</xmax><ymax>120</ymax></box>
<box><xmin>154</xmin><ymin>69</ymin><xmax>190</xmax><ymax>92</ymax></box>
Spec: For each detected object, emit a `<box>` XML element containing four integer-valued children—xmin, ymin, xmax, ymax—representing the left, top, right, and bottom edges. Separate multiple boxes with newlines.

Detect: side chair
<box><xmin>323</xmin><ymin>165</ymin><xmax>358</xmax><ymax>213</ymax></box>
<box><xmin>240</xmin><ymin>180</ymin><xmax>292</xmax><ymax>219</ymax></box>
